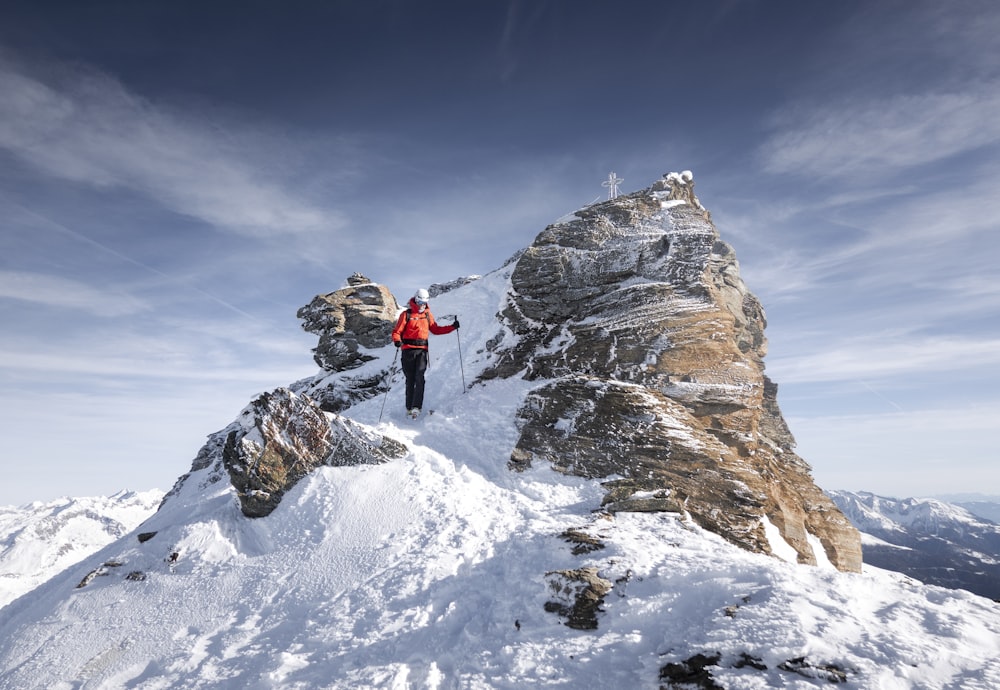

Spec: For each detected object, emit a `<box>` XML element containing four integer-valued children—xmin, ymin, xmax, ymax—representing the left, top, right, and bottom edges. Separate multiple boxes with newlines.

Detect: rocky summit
<box><xmin>481</xmin><ymin>171</ymin><xmax>861</xmax><ymax>571</ymax></box>
<box><xmin>291</xmin><ymin>170</ymin><xmax>862</xmax><ymax>572</ymax></box>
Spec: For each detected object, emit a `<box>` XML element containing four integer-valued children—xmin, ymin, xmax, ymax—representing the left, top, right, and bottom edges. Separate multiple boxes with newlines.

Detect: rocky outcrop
<box><xmin>298</xmin><ymin>273</ymin><xmax>399</xmax><ymax>372</ymax></box>
<box><xmin>163</xmin><ymin>388</ymin><xmax>407</xmax><ymax>518</ymax></box>
<box><xmin>485</xmin><ymin>172</ymin><xmax>862</xmax><ymax>572</ymax></box>
<box><xmin>215</xmin><ymin>388</ymin><xmax>406</xmax><ymax>517</ymax></box>
<box><xmin>429</xmin><ymin>275</ymin><xmax>481</xmax><ymax>297</ymax></box>
<box><xmin>543</xmin><ymin>566</ymin><xmax>613</xmax><ymax>630</ymax></box>
<box><xmin>297</xmin><ymin>273</ymin><xmax>400</xmax><ymax>411</ymax></box>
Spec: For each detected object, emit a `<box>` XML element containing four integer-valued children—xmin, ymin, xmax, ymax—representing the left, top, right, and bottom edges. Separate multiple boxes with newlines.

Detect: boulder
<box><xmin>221</xmin><ymin>388</ymin><xmax>406</xmax><ymax>517</ymax></box>
<box><xmin>297</xmin><ymin>273</ymin><xmax>399</xmax><ymax>372</ymax></box>
<box><xmin>297</xmin><ymin>273</ymin><xmax>401</xmax><ymax>411</ymax></box>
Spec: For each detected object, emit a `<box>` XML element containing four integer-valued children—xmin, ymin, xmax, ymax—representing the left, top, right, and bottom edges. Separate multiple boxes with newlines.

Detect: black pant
<box><xmin>401</xmin><ymin>348</ymin><xmax>428</xmax><ymax>410</ymax></box>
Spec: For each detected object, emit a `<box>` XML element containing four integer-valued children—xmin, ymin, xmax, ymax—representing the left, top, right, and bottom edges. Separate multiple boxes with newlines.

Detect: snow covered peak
<box><xmin>831</xmin><ymin>490</ymin><xmax>988</xmax><ymax>533</ymax></box>
<box><xmin>653</xmin><ymin>169</ymin><xmax>704</xmax><ymax>210</ymax></box>
<box><xmin>3</xmin><ymin>441</ymin><xmax>999</xmax><ymax>687</ymax></box>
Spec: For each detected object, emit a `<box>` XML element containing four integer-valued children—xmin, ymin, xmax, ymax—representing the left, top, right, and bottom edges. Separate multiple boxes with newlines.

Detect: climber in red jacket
<box><xmin>391</xmin><ymin>288</ymin><xmax>459</xmax><ymax>418</ymax></box>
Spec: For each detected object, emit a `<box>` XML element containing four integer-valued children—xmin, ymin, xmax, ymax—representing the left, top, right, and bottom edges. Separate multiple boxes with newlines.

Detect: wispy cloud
<box><xmin>760</xmin><ymin>86</ymin><xmax>1000</xmax><ymax>180</ymax></box>
<box><xmin>726</xmin><ymin>156</ymin><xmax>1000</xmax><ymax>308</ymax></box>
<box><xmin>788</xmin><ymin>403</ymin><xmax>1000</xmax><ymax>496</ymax></box>
<box><xmin>759</xmin><ymin>1</ymin><xmax>1000</xmax><ymax>183</ymax></box>
<box><xmin>0</xmin><ymin>53</ymin><xmax>344</xmax><ymax>237</ymax></box>
<box><xmin>0</xmin><ymin>346</ymin><xmax>311</xmax><ymax>384</ymax></box>
<box><xmin>0</xmin><ymin>270</ymin><xmax>148</xmax><ymax>317</ymax></box>
<box><xmin>8</xmin><ymin>202</ymin><xmax>268</xmax><ymax>321</ymax></box>
<box><xmin>0</xmin><ymin>318</ymin><xmax>315</xmax><ymax>383</ymax></box>
<box><xmin>768</xmin><ymin>334</ymin><xmax>1000</xmax><ymax>385</ymax></box>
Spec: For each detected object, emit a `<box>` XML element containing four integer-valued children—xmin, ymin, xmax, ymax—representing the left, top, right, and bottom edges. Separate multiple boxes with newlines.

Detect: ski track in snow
<box><xmin>2</xmin><ymin>270</ymin><xmax>1000</xmax><ymax>688</ymax></box>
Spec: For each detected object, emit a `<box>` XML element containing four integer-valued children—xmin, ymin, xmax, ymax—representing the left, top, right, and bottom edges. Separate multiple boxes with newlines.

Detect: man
<box><xmin>391</xmin><ymin>288</ymin><xmax>459</xmax><ymax>418</ymax></box>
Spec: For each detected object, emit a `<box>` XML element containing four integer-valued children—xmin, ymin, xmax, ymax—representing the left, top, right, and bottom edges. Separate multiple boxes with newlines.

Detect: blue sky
<box><xmin>1</xmin><ymin>0</ymin><xmax>998</xmax><ymax>505</ymax></box>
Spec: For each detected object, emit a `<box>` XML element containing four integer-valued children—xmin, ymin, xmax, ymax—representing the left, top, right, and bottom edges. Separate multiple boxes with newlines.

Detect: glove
<box><xmin>453</xmin><ymin>319</ymin><xmax>460</xmax><ymax>329</ymax></box>
<box><xmin>394</xmin><ymin>340</ymin><xmax>401</xmax><ymax>348</ymax></box>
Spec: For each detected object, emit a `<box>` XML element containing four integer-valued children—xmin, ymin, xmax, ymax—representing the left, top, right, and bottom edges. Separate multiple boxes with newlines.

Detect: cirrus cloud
<box><xmin>760</xmin><ymin>86</ymin><xmax>1000</xmax><ymax>180</ymax></box>
<box><xmin>0</xmin><ymin>270</ymin><xmax>148</xmax><ymax>317</ymax></box>
<box><xmin>0</xmin><ymin>53</ymin><xmax>343</xmax><ymax>237</ymax></box>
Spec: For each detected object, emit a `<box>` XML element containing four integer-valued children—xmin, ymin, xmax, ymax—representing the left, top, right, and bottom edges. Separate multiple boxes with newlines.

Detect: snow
<box><xmin>856</xmin><ymin>529</ymin><xmax>908</xmax><ymax>549</ymax></box>
<box><xmin>761</xmin><ymin>516</ymin><xmax>799</xmax><ymax>565</ymax></box>
<box><xmin>0</xmin><ymin>490</ymin><xmax>163</xmax><ymax>609</ymax></box>
<box><xmin>2</xmin><ymin>263</ymin><xmax>1000</xmax><ymax>688</ymax></box>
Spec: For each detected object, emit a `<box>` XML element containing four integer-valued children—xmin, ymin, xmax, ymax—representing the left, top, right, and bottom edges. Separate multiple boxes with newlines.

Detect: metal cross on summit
<box><xmin>602</xmin><ymin>172</ymin><xmax>623</xmax><ymax>200</ymax></box>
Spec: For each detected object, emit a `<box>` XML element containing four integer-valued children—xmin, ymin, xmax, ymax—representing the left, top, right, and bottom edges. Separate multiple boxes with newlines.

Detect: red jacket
<box><xmin>392</xmin><ymin>298</ymin><xmax>455</xmax><ymax>350</ymax></box>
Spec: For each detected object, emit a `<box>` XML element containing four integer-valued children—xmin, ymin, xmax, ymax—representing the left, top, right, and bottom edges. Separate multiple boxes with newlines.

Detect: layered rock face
<box><xmin>297</xmin><ymin>272</ymin><xmax>399</xmax><ymax>373</ymax></box>
<box><xmin>484</xmin><ymin>172</ymin><xmax>862</xmax><ymax>572</ymax></box>
<box><xmin>168</xmin><ymin>388</ymin><xmax>406</xmax><ymax>518</ymax></box>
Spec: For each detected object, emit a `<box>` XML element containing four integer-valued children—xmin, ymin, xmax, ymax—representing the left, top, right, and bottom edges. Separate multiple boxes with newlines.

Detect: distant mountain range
<box><xmin>938</xmin><ymin>495</ymin><xmax>1000</xmax><ymax>524</ymax></box>
<box><xmin>0</xmin><ymin>490</ymin><xmax>163</xmax><ymax>609</ymax></box>
<box><xmin>828</xmin><ymin>490</ymin><xmax>1000</xmax><ymax>600</ymax></box>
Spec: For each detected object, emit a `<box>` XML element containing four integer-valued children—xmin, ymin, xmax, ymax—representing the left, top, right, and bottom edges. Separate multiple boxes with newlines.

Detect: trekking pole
<box><xmin>455</xmin><ymin>322</ymin><xmax>467</xmax><ymax>392</ymax></box>
<box><xmin>377</xmin><ymin>347</ymin><xmax>399</xmax><ymax>423</ymax></box>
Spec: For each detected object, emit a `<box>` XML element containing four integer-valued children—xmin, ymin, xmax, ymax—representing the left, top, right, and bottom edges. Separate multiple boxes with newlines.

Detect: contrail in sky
<box><xmin>11</xmin><ymin>200</ymin><xmax>263</xmax><ymax>322</ymax></box>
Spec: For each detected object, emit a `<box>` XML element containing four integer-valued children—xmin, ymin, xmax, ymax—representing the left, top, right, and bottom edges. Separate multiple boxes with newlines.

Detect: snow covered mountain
<box><xmin>829</xmin><ymin>490</ymin><xmax>1000</xmax><ymax>601</ymax></box>
<box><xmin>0</xmin><ymin>490</ymin><xmax>163</xmax><ymax>610</ymax></box>
<box><xmin>938</xmin><ymin>494</ymin><xmax>1000</xmax><ymax>525</ymax></box>
<box><xmin>957</xmin><ymin>500</ymin><xmax>1000</xmax><ymax>524</ymax></box>
<box><xmin>1</xmin><ymin>173</ymin><xmax>998</xmax><ymax>689</ymax></box>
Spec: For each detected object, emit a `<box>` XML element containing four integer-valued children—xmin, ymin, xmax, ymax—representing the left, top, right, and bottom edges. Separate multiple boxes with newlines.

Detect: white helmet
<box><xmin>414</xmin><ymin>288</ymin><xmax>430</xmax><ymax>304</ymax></box>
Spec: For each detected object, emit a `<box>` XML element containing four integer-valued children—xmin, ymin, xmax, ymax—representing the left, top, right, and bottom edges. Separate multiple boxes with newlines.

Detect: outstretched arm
<box><xmin>427</xmin><ymin>312</ymin><xmax>458</xmax><ymax>335</ymax></box>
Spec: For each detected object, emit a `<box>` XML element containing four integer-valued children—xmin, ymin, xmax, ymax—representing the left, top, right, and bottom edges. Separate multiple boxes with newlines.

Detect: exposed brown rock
<box><xmin>297</xmin><ymin>273</ymin><xmax>400</xmax><ymax>372</ymax></box>
<box><xmin>221</xmin><ymin>388</ymin><xmax>407</xmax><ymax>517</ymax></box>
<box><xmin>543</xmin><ymin>566</ymin><xmax>613</xmax><ymax>630</ymax></box>
<box><xmin>297</xmin><ymin>273</ymin><xmax>401</xmax><ymax>411</ymax></box>
<box><xmin>485</xmin><ymin>172</ymin><xmax>862</xmax><ymax>572</ymax></box>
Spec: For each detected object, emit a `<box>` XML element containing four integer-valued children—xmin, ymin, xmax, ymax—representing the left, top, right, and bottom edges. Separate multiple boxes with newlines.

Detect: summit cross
<box><xmin>602</xmin><ymin>172</ymin><xmax>623</xmax><ymax>199</ymax></box>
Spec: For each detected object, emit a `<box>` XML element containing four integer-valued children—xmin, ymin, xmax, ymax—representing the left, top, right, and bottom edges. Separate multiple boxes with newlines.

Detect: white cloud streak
<box><xmin>789</xmin><ymin>403</ymin><xmax>1000</xmax><ymax>496</ymax></box>
<box><xmin>727</xmin><ymin>158</ymin><xmax>1000</xmax><ymax>307</ymax></box>
<box><xmin>761</xmin><ymin>86</ymin><xmax>1000</xmax><ymax>180</ymax></box>
<box><xmin>0</xmin><ymin>345</ymin><xmax>313</xmax><ymax>385</ymax></box>
<box><xmin>768</xmin><ymin>334</ymin><xmax>1000</xmax><ymax>385</ymax></box>
<box><xmin>0</xmin><ymin>54</ymin><xmax>343</xmax><ymax>237</ymax></box>
<box><xmin>0</xmin><ymin>270</ymin><xmax>148</xmax><ymax>317</ymax></box>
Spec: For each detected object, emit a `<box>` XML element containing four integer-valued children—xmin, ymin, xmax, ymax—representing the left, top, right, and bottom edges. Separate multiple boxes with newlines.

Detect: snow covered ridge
<box><xmin>296</xmin><ymin>171</ymin><xmax>860</xmax><ymax>571</ymax></box>
<box><xmin>2</xmin><ymin>172</ymin><xmax>998</xmax><ymax>687</ymax></box>
<box><xmin>0</xmin><ymin>490</ymin><xmax>163</xmax><ymax>609</ymax></box>
<box><xmin>829</xmin><ymin>490</ymin><xmax>1000</xmax><ymax>600</ymax></box>
<box><xmin>2</xmin><ymin>454</ymin><xmax>999</xmax><ymax>688</ymax></box>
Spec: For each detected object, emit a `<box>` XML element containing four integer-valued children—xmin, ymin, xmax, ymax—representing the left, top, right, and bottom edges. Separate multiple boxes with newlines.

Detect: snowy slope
<box><xmin>0</xmin><ymin>490</ymin><xmax>163</xmax><ymax>610</ymax></box>
<box><xmin>1</xmin><ymin>269</ymin><xmax>999</xmax><ymax>689</ymax></box>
